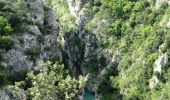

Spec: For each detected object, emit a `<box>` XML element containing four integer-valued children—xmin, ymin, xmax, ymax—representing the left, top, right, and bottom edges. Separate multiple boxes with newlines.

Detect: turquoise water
<box><xmin>84</xmin><ymin>89</ymin><xmax>95</xmax><ymax>100</ymax></box>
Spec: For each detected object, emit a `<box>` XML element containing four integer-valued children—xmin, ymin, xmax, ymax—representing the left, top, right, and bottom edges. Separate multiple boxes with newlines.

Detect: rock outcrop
<box><xmin>156</xmin><ymin>0</ymin><xmax>170</xmax><ymax>8</ymax></box>
<box><xmin>1</xmin><ymin>0</ymin><xmax>120</xmax><ymax>99</ymax></box>
<box><xmin>149</xmin><ymin>43</ymin><xmax>168</xmax><ymax>89</ymax></box>
<box><xmin>1</xmin><ymin>0</ymin><xmax>62</xmax><ymax>74</ymax></box>
<box><xmin>67</xmin><ymin>0</ymin><xmax>82</xmax><ymax>17</ymax></box>
<box><xmin>0</xmin><ymin>0</ymin><xmax>63</xmax><ymax>98</ymax></box>
<box><xmin>64</xmin><ymin>1</ymin><xmax>122</xmax><ymax>99</ymax></box>
<box><xmin>0</xmin><ymin>87</ymin><xmax>27</xmax><ymax>100</ymax></box>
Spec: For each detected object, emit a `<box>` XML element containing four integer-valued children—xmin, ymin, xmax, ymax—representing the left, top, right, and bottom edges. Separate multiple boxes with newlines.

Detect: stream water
<box><xmin>84</xmin><ymin>89</ymin><xmax>95</xmax><ymax>100</ymax></box>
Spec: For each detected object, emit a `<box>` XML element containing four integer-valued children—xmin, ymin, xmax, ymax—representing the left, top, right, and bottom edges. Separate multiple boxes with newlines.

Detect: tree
<box><xmin>100</xmin><ymin>0</ymin><xmax>127</xmax><ymax>18</ymax></box>
<box><xmin>108</xmin><ymin>20</ymin><xmax>123</xmax><ymax>38</ymax></box>
<box><xmin>0</xmin><ymin>16</ymin><xmax>14</xmax><ymax>86</ymax></box>
<box><xmin>27</xmin><ymin>61</ymin><xmax>88</xmax><ymax>100</ymax></box>
<box><xmin>123</xmin><ymin>2</ymin><xmax>134</xmax><ymax>13</ymax></box>
<box><xmin>0</xmin><ymin>16</ymin><xmax>14</xmax><ymax>51</ymax></box>
<box><xmin>0</xmin><ymin>36</ymin><xmax>15</xmax><ymax>50</ymax></box>
<box><xmin>0</xmin><ymin>69</ymin><xmax>10</xmax><ymax>86</ymax></box>
<box><xmin>0</xmin><ymin>16</ymin><xmax>13</xmax><ymax>35</ymax></box>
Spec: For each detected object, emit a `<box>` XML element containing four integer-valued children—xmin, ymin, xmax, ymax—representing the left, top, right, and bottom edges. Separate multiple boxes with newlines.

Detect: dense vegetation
<box><xmin>27</xmin><ymin>61</ymin><xmax>87</xmax><ymax>100</ymax></box>
<box><xmin>0</xmin><ymin>0</ymin><xmax>88</xmax><ymax>99</ymax></box>
<box><xmin>0</xmin><ymin>16</ymin><xmax>14</xmax><ymax>86</ymax></box>
<box><xmin>0</xmin><ymin>0</ymin><xmax>170</xmax><ymax>100</ymax></box>
<box><xmin>84</xmin><ymin>0</ymin><xmax>170</xmax><ymax>99</ymax></box>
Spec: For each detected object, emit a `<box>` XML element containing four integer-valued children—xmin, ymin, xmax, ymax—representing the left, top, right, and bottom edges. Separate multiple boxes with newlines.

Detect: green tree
<box><xmin>0</xmin><ymin>36</ymin><xmax>15</xmax><ymax>50</ymax></box>
<box><xmin>108</xmin><ymin>20</ymin><xmax>123</xmax><ymax>38</ymax></box>
<box><xmin>0</xmin><ymin>16</ymin><xmax>13</xmax><ymax>35</ymax></box>
<box><xmin>0</xmin><ymin>16</ymin><xmax>14</xmax><ymax>86</ymax></box>
<box><xmin>27</xmin><ymin>61</ymin><xmax>87</xmax><ymax>100</ymax></box>
<box><xmin>0</xmin><ymin>69</ymin><xmax>10</xmax><ymax>86</ymax></box>
<box><xmin>123</xmin><ymin>1</ymin><xmax>134</xmax><ymax>13</ymax></box>
<box><xmin>0</xmin><ymin>16</ymin><xmax>14</xmax><ymax>50</ymax></box>
<box><xmin>101</xmin><ymin>0</ymin><xmax>126</xmax><ymax>18</ymax></box>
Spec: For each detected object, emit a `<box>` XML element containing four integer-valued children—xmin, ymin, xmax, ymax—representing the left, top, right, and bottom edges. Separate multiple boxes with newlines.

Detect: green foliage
<box><xmin>0</xmin><ymin>16</ymin><xmax>14</xmax><ymax>51</ymax></box>
<box><xmin>108</xmin><ymin>20</ymin><xmax>123</xmax><ymax>38</ymax></box>
<box><xmin>0</xmin><ymin>16</ymin><xmax>13</xmax><ymax>35</ymax></box>
<box><xmin>0</xmin><ymin>36</ymin><xmax>15</xmax><ymax>50</ymax></box>
<box><xmin>0</xmin><ymin>0</ymin><xmax>170</xmax><ymax>99</ymax></box>
<box><xmin>165</xmin><ymin>33</ymin><xmax>170</xmax><ymax>49</ymax></box>
<box><xmin>123</xmin><ymin>1</ymin><xmax>134</xmax><ymax>13</ymax></box>
<box><xmin>0</xmin><ymin>1</ymin><xmax>5</xmax><ymax>9</ymax></box>
<box><xmin>25</xmin><ymin>47</ymin><xmax>41</xmax><ymax>61</ymax></box>
<box><xmin>133</xmin><ymin>1</ymin><xmax>143</xmax><ymax>11</ymax></box>
<box><xmin>100</xmin><ymin>0</ymin><xmax>126</xmax><ymax>18</ymax></box>
<box><xmin>0</xmin><ymin>16</ymin><xmax>14</xmax><ymax>86</ymax></box>
<box><xmin>27</xmin><ymin>61</ymin><xmax>87</xmax><ymax>100</ymax></box>
<box><xmin>0</xmin><ymin>70</ymin><xmax>10</xmax><ymax>86</ymax></box>
<box><xmin>84</xmin><ymin>0</ymin><xmax>170</xmax><ymax>99</ymax></box>
<box><xmin>44</xmin><ymin>0</ymin><xmax>76</xmax><ymax>34</ymax></box>
<box><xmin>8</xmin><ymin>71</ymin><xmax>28</xmax><ymax>85</ymax></box>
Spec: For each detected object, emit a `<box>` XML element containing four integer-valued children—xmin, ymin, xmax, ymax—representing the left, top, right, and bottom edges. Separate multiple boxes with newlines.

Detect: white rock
<box><xmin>67</xmin><ymin>0</ymin><xmax>82</xmax><ymax>17</ymax></box>
<box><xmin>156</xmin><ymin>0</ymin><xmax>170</xmax><ymax>8</ymax></box>
<box><xmin>154</xmin><ymin>53</ymin><xmax>168</xmax><ymax>73</ymax></box>
<box><xmin>149</xmin><ymin>76</ymin><xmax>159</xmax><ymax>89</ymax></box>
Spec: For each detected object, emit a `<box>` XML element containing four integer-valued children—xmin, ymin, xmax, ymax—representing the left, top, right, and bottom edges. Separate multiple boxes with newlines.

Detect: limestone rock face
<box><xmin>149</xmin><ymin>44</ymin><xmax>168</xmax><ymax>90</ymax></box>
<box><xmin>0</xmin><ymin>89</ymin><xmax>10</xmax><ymax>100</ymax></box>
<box><xmin>154</xmin><ymin>53</ymin><xmax>168</xmax><ymax>73</ymax></box>
<box><xmin>67</xmin><ymin>0</ymin><xmax>82</xmax><ymax>17</ymax></box>
<box><xmin>1</xmin><ymin>0</ymin><xmax>62</xmax><ymax>74</ymax></box>
<box><xmin>0</xmin><ymin>1</ymin><xmax>63</xmax><ymax>98</ymax></box>
<box><xmin>0</xmin><ymin>87</ymin><xmax>27</xmax><ymax>100</ymax></box>
<box><xmin>1</xmin><ymin>0</ymin><xmax>120</xmax><ymax>99</ymax></box>
<box><xmin>26</xmin><ymin>0</ymin><xmax>45</xmax><ymax>25</ymax></box>
<box><xmin>63</xmin><ymin>0</ymin><xmax>113</xmax><ymax>78</ymax></box>
<box><xmin>156</xmin><ymin>0</ymin><xmax>170</xmax><ymax>7</ymax></box>
<box><xmin>2</xmin><ymin>50</ymin><xmax>33</xmax><ymax>73</ymax></box>
<box><xmin>63</xmin><ymin>1</ymin><xmax>121</xmax><ymax>99</ymax></box>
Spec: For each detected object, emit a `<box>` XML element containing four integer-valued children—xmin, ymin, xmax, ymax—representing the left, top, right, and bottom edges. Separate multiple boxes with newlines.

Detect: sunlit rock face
<box><xmin>65</xmin><ymin>0</ymin><xmax>118</xmax><ymax>96</ymax></box>
<box><xmin>1</xmin><ymin>0</ymin><xmax>121</xmax><ymax>99</ymax></box>
<box><xmin>156</xmin><ymin>0</ymin><xmax>170</xmax><ymax>7</ymax></box>
<box><xmin>1</xmin><ymin>0</ymin><xmax>62</xmax><ymax>74</ymax></box>
<box><xmin>0</xmin><ymin>89</ymin><xmax>11</xmax><ymax>100</ymax></box>
<box><xmin>67</xmin><ymin>0</ymin><xmax>82</xmax><ymax>17</ymax></box>
<box><xmin>26</xmin><ymin>0</ymin><xmax>44</xmax><ymax>25</ymax></box>
<box><xmin>1</xmin><ymin>87</ymin><xmax>27</xmax><ymax>100</ymax></box>
<box><xmin>149</xmin><ymin>43</ymin><xmax>168</xmax><ymax>90</ymax></box>
<box><xmin>154</xmin><ymin>53</ymin><xmax>168</xmax><ymax>73</ymax></box>
<box><xmin>0</xmin><ymin>1</ymin><xmax>63</xmax><ymax>98</ymax></box>
<box><xmin>149</xmin><ymin>52</ymin><xmax>167</xmax><ymax>89</ymax></box>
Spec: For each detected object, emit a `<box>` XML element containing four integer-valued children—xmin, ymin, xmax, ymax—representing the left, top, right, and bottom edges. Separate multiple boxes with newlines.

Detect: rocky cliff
<box><xmin>1</xmin><ymin>0</ymin><xmax>170</xmax><ymax>100</ymax></box>
<box><xmin>0</xmin><ymin>0</ymin><xmax>120</xmax><ymax>99</ymax></box>
<box><xmin>1</xmin><ymin>0</ymin><xmax>62</xmax><ymax>76</ymax></box>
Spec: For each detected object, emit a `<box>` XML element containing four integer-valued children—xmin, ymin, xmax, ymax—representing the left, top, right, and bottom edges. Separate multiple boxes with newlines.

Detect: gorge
<box><xmin>0</xmin><ymin>0</ymin><xmax>170</xmax><ymax>100</ymax></box>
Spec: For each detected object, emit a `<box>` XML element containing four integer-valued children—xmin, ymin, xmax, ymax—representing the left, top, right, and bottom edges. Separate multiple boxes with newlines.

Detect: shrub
<box><xmin>123</xmin><ymin>2</ymin><xmax>134</xmax><ymax>13</ymax></box>
<box><xmin>0</xmin><ymin>36</ymin><xmax>15</xmax><ymax>51</ymax></box>
<box><xmin>133</xmin><ymin>1</ymin><xmax>142</xmax><ymax>11</ymax></box>
<box><xmin>108</xmin><ymin>20</ymin><xmax>123</xmax><ymax>38</ymax></box>
<box><xmin>0</xmin><ymin>16</ymin><xmax>13</xmax><ymax>35</ymax></box>
<box><xmin>27</xmin><ymin>61</ymin><xmax>87</xmax><ymax>100</ymax></box>
<box><xmin>0</xmin><ymin>70</ymin><xmax>10</xmax><ymax>86</ymax></box>
<box><xmin>25</xmin><ymin>47</ymin><xmax>41</xmax><ymax>61</ymax></box>
<box><xmin>0</xmin><ymin>1</ymin><xmax>5</xmax><ymax>9</ymax></box>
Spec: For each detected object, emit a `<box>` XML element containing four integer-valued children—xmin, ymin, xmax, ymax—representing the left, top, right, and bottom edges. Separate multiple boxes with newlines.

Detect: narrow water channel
<box><xmin>84</xmin><ymin>89</ymin><xmax>95</xmax><ymax>100</ymax></box>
